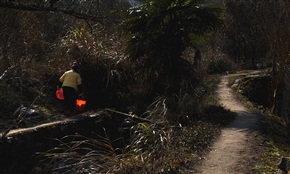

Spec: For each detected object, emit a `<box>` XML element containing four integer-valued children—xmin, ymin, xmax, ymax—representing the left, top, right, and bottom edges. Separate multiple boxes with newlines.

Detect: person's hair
<box><xmin>71</xmin><ymin>62</ymin><xmax>80</xmax><ymax>73</ymax></box>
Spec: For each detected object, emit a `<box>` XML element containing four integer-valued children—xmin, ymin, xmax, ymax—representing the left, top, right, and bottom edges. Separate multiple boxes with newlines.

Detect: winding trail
<box><xmin>196</xmin><ymin>72</ymin><xmax>263</xmax><ymax>174</ymax></box>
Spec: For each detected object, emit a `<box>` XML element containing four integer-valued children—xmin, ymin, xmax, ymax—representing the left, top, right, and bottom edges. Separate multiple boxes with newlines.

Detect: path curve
<box><xmin>196</xmin><ymin>72</ymin><xmax>263</xmax><ymax>174</ymax></box>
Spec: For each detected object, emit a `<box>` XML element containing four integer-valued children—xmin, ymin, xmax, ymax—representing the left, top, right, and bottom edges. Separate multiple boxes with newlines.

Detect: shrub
<box><xmin>207</xmin><ymin>57</ymin><xmax>236</xmax><ymax>74</ymax></box>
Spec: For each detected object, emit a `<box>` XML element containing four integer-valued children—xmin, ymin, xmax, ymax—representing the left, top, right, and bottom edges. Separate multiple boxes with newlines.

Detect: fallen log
<box><xmin>0</xmin><ymin>109</ymin><xmax>143</xmax><ymax>174</ymax></box>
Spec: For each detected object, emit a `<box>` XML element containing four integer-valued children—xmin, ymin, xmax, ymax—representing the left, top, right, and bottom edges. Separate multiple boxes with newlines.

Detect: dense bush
<box><xmin>207</xmin><ymin>58</ymin><xmax>236</xmax><ymax>74</ymax></box>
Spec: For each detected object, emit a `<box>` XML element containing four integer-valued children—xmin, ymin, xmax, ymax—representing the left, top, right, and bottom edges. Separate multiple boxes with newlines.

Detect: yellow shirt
<box><xmin>59</xmin><ymin>70</ymin><xmax>82</xmax><ymax>90</ymax></box>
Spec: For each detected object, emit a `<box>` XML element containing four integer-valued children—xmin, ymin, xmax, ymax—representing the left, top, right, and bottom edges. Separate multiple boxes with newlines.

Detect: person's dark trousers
<box><xmin>62</xmin><ymin>86</ymin><xmax>77</xmax><ymax>114</ymax></box>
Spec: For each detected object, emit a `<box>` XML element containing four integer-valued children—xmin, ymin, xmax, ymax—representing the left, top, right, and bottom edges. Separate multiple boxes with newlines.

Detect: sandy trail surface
<box><xmin>195</xmin><ymin>73</ymin><xmax>264</xmax><ymax>174</ymax></box>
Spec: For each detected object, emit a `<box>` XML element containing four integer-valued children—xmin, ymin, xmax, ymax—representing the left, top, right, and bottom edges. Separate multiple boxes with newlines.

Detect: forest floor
<box><xmin>194</xmin><ymin>72</ymin><xmax>276</xmax><ymax>174</ymax></box>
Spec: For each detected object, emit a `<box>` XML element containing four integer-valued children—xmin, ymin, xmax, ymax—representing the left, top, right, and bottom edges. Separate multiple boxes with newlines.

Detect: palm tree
<box><xmin>120</xmin><ymin>0</ymin><xmax>223</xmax><ymax>94</ymax></box>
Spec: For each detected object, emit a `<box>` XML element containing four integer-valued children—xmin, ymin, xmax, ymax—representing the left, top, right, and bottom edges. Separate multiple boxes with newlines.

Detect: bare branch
<box><xmin>0</xmin><ymin>66</ymin><xmax>16</xmax><ymax>81</ymax></box>
<box><xmin>0</xmin><ymin>1</ymin><xmax>43</xmax><ymax>11</ymax></box>
<box><xmin>0</xmin><ymin>1</ymin><xmax>107</xmax><ymax>24</ymax></box>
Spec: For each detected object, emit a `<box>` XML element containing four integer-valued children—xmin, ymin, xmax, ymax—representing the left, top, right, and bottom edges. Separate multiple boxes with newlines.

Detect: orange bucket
<box><xmin>76</xmin><ymin>99</ymin><xmax>86</xmax><ymax>112</ymax></box>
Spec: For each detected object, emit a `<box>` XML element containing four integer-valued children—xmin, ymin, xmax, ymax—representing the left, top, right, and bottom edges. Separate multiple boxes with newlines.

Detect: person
<box><xmin>58</xmin><ymin>62</ymin><xmax>83</xmax><ymax>116</ymax></box>
<box><xmin>193</xmin><ymin>49</ymin><xmax>201</xmax><ymax>67</ymax></box>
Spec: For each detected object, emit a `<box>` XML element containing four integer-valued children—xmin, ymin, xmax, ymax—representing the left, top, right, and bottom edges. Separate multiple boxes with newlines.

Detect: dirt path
<box><xmin>195</xmin><ymin>73</ymin><xmax>264</xmax><ymax>174</ymax></box>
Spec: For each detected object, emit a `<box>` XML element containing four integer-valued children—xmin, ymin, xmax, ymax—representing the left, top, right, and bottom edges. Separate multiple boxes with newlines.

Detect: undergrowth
<box><xmin>35</xmin><ymin>122</ymin><xmax>221</xmax><ymax>174</ymax></box>
<box><xmin>35</xmin><ymin>74</ymin><xmax>238</xmax><ymax>173</ymax></box>
<box><xmin>253</xmin><ymin>109</ymin><xmax>290</xmax><ymax>173</ymax></box>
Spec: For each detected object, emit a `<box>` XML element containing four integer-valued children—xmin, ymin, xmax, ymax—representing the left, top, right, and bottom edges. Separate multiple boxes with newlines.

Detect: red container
<box><xmin>76</xmin><ymin>99</ymin><xmax>86</xmax><ymax>112</ymax></box>
<box><xmin>56</xmin><ymin>88</ymin><xmax>64</xmax><ymax>100</ymax></box>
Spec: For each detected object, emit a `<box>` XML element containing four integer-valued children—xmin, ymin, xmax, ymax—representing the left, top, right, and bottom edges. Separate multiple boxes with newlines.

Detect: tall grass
<box><xmin>34</xmin><ymin>85</ymin><xmax>238</xmax><ymax>173</ymax></box>
<box><xmin>35</xmin><ymin>134</ymin><xmax>117</xmax><ymax>173</ymax></box>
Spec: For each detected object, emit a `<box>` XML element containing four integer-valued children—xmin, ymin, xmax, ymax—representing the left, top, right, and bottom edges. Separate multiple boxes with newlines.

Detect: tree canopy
<box><xmin>0</xmin><ymin>0</ymin><xmax>129</xmax><ymax>23</ymax></box>
<box><xmin>121</xmin><ymin>0</ymin><xmax>223</xmax><ymax>61</ymax></box>
<box><xmin>119</xmin><ymin>0</ymin><xmax>223</xmax><ymax>94</ymax></box>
